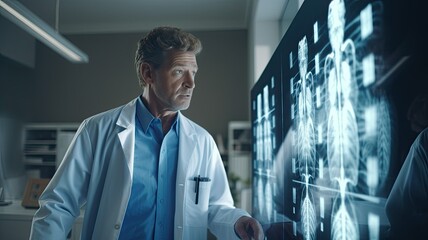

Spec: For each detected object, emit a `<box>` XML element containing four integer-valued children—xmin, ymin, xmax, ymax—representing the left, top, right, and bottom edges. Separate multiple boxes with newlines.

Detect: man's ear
<box><xmin>141</xmin><ymin>63</ymin><xmax>153</xmax><ymax>85</ymax></box>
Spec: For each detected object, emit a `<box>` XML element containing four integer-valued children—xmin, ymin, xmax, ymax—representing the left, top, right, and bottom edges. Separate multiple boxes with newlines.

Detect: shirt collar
<box><xmin>136</xmin><ymin>95</ymin><xmax>180</xmax><ymax>134</ymax></box>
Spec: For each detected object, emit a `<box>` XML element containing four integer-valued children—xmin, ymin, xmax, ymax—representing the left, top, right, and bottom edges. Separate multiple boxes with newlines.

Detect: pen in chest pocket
<box><xmin>193</xmin><ymin>175</ymin><xmax>211</xmax><ymax>204</ymax></box>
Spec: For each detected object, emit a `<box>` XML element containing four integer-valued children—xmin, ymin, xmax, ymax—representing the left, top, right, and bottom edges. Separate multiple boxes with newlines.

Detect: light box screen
<box><xmin>251</xmin><ymin>0</ymin><xmax>427</xmax><ymax>239</ymax></box>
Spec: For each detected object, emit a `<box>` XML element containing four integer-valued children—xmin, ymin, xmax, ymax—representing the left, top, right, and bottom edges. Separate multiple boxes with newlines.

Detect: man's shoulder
<box><xmin>180</xmin><ymin>114</ymin><xmax>209</xmax><ymax>135</ymax></box>
<box><xmin>414</xmin><ymin>127</ymin><xmax>428</xmax><ymax>146</ymax></box>
<box><xmin>81</xmin><ymin>98</ymin><xmax>138</xmax><ymax>132</ymax></box>
<box><xmin>85</xmin><ymin>105</ymin><xmax>124</xmax><ymax>125</ymax></box>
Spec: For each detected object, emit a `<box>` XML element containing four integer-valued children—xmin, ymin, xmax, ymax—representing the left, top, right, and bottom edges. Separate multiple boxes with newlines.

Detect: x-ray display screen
<box><xmin>251</xmin><ymin>50</ymin><xmax>283</xmax><ymax>227</ymax></box>
<box><xmin>251</xmin><ymin>0</ymin><xmax>427</xmax><ymax>239</ymax></box>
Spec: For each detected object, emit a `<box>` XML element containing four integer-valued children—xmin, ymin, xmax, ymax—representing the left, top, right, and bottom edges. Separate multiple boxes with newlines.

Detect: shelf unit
<box><xmin>227</xmin><ymin>121</ymin><xmax>252</xmax><ymax>208</ymax></box>
<box><xmin>228</xmin><ymin>121</ymin><xmax>252</xmax><ymax>155</ymax></box>
<box><xmin>227</xmin><ymin>121</ymin><xmax>252</xmax><ymax>183</ymax></box>
<box><xmin>22</xmin><ymin>123</ymin><xmax>79</xmax><ymax>179</ymax></box>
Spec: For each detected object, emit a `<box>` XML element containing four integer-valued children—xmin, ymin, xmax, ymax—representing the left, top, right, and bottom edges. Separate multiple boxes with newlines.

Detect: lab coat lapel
<box><xmin>177</xmin><ymin>112</ymin><xmax>197</xmax><ymax>179</ymax></box>
<box><xmin>116</xmin><ymin>98</ymin><xmax>137</xmax><ymax>178</ymax></box>
<box><xmin>175</xmin><ymin>112</ymin><xmax>197</xmax><ymax>239</ymax></box>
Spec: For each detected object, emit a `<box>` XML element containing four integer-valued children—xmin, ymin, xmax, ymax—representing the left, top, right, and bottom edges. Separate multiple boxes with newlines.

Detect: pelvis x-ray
<box><xmin>251</xmin><ymin>0</ymin><xmax>401</xmax><ymax>239</ymax></box>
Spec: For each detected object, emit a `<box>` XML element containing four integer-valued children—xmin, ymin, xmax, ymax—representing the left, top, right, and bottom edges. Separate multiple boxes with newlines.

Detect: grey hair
<box><xmin>135</xmin><ymin>26</ymin><xmax>202</xmax><ymax>88</ymax></box>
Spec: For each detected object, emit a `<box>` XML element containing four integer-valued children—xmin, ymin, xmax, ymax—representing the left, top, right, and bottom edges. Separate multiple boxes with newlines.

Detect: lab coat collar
<box><xmin>177</xmin><ymin>111</ymin><xmax>197</xmax><ymax>171</ymax></box>
<box><xmin>177</xmin><ymin>111</ymin><xmax>196</xmax><ymax>138</ymax></box>
<box><xmin>116</xmin><ymin>98</ymin><xmax>138</xmax><ymax>177</ymax></box>
<box><xmin>116</xmin><ymin>98</ymin><xmax>138</xmax><ymax>129</ymax></box>
<box><xmin>114</xmin><ymin>97</ymin><xmax>198</xmax><ymax>180</ymax></box>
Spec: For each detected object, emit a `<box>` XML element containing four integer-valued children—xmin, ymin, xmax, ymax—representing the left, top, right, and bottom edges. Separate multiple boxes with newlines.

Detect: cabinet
<box><xmin>0</xmin><ymin>200</ymin><xmax>83</xmax><ymax>240</ymax></box>
<box><xmin>22</xmin><ymin>123</ymin><xmax>79</xmax><ymax>179</ymax></box>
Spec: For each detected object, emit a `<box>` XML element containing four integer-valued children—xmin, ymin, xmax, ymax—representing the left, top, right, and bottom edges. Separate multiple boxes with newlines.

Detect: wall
<box><xmin>0</xmin><ymin>55</ymin><xmax>35</xmax><ymax>121</ymax></box>
<box><xmin>0</xmin><ymin>18</ymin><xmax>35</xmax><ymax>68</ymax></box>
<box><xmin>248</xmin><ymin>0</ymin><xmax>303</xmax><ymax>89</ymax></box>
<box><xmin>29</xmin><ymin>29</ymin><xmax>248</xmax><ymax>139</ymax></box>
<box><xmin>0</xmin><ymin>55</ymin><xmax>34</xmax><ymax>199</ymax></box>
<box><xmin>0</xmin><ymin>0</ymin><xmax>57</xmax><ymax>68</ymax></box>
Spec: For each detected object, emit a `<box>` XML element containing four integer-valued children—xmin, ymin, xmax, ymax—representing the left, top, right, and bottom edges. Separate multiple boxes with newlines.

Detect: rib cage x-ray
<box><xmin>248</xmin><ymin>0</ymin><xmax>420</xmax><ymax>239</ymax></box>
<box><xmin>295</xmin><ymin>36</ymin><xmax>317</xmax><ymax>240</ymax></box>
<box><xmin>253</xmin><ymin>83</ymin><xmax>276</xmax><ymax>224</ymax></box>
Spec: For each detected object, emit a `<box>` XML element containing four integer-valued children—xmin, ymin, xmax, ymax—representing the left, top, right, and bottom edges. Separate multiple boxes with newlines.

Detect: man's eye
<box><xmin>175</xmin><ymin>69</ymin><xmax>183</xmax><ymax>75</ymax></box>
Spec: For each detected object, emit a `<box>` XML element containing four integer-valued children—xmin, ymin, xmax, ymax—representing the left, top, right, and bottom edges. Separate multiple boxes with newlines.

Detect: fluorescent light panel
<box><xmin>0</xmin><ymin>0</ymin><xmax>88</xmax><ymax>63</ymax></box>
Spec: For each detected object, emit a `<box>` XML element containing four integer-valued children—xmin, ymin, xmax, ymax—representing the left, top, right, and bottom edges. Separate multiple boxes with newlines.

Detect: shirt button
<box><xmin>114</xmin><ymin>224</ymin><xmax>120</xmax><ymax>230</ymax></box>
<box><xmin>160</xmin><ymin>199</ymin><xmax>164</xmax><ymax>203</ymax></box>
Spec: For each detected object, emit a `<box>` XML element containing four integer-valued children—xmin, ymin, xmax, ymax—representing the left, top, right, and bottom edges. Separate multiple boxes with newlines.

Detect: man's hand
<box><xmin>234</xmin><ymin>216</ymin><xmax>264</xmax><ymax>240</ymax></box>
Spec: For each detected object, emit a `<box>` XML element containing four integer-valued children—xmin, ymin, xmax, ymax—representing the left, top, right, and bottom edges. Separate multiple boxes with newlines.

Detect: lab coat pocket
<box><xmin>185</xmin><ymin>179</ymin><xmax>211</xmax><ymax>227</ymax></box>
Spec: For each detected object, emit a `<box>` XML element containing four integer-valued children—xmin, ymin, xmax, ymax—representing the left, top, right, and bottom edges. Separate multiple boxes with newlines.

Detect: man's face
<box><xmin>149</xmin><ymin>50</ymin><xmax>198</xmax><ymax>112</ymax></box>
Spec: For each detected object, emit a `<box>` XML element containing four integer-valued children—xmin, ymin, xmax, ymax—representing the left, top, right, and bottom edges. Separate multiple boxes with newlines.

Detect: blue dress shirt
<box><xmin>119</xmin><ymin>96</ymin><xmax>179</xmax><ymax>239</ymax></box>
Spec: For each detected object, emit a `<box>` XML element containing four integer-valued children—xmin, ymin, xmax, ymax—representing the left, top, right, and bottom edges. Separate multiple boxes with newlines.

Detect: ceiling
<box><xmin>17</xmin><ymin>0</ymin><xmax>292</xmax><ymax>34</ymax></box>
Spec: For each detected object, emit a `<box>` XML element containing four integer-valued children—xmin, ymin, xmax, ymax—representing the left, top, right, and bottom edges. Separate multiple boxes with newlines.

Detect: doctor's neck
<box><xmin>140</xmin><ymin>95</ymin><xmax>177</xmax><ymax>134</ymax></box>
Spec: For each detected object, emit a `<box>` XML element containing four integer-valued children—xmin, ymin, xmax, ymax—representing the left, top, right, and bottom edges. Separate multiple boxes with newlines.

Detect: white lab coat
<box><xmin>30</xmin><ymin>97</ymin><xmax>249</xmax><ymax>240</ymax></box>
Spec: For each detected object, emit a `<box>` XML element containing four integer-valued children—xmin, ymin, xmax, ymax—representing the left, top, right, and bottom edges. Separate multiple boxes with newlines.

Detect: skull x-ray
<box><xmin>251</xmin><ymin>0</ymin><xmax>427</xmax><ymax>239</ymax></box>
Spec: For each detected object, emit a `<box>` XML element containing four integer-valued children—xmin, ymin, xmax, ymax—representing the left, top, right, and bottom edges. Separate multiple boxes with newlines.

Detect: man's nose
<box><xmin>183</xmin><ymin>72</ymin><xmax>195</xmax><ymax>89</ymax></box>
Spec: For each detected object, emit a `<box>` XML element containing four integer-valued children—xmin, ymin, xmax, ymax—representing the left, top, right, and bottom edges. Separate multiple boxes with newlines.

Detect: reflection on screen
<box><xmin>250</xmin><ymin>0</ymin><xmax>408</xmax><ymax>239</ymax></box>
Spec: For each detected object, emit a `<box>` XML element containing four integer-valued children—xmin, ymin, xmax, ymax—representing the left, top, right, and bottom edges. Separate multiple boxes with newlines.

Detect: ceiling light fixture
<box><xmin>0</xmin><ymin>0</ymin><xmax>88</xmax><ymax>63</ymax></box>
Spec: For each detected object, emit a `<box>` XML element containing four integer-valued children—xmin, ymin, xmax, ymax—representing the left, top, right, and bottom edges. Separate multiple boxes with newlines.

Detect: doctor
<box><xmin>30</xmin><ymin>26</ymin><xmax>264</xmax><ymax>240</ymax></box>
